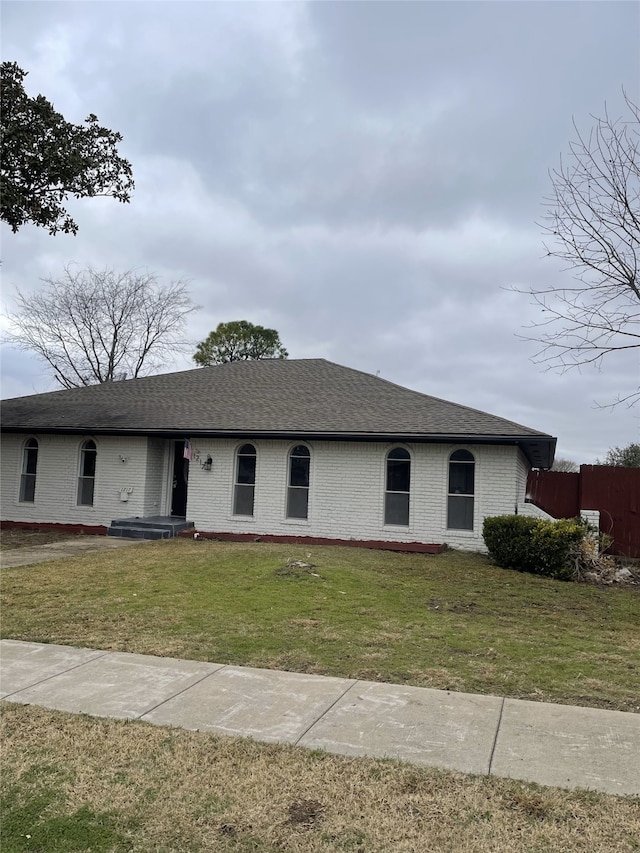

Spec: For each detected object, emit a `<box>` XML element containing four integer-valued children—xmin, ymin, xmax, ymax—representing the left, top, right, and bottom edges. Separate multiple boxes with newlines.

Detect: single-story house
<box><xmin>0</xmin><ymin>358</ymin><xmax>556</xmax><ymax>551</ymax></box>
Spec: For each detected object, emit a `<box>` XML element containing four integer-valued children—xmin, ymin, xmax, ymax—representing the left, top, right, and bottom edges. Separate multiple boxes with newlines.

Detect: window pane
<box><xmin>388</xmin><ymin>448</ymin><xmax>410</xmax><ymax>461</ymax></box>
<box><xmin>448</xmin><ymin>495</ymin><xmax>474</xmax><ymax>530</ymax></box>
<box><xmin>20</xmin><ymin>474</ymin><xmax>36</xmax><ymax>503</ymax></box>
<box><xmin>450</xmin><ymin>449</ymin><xmax>474</xmax><ymax>462</ymax></box>
<box><xmin>234</xmin><ymin>484</ymin><xmax>254</xmax><ymax>516</ymax></box>
<box><xmin>387</xmin><ymin>458</ymin><xmax>410</xmax><ymax>492</ymax></box>
<box><xmin>290</xmin><ymin>456</ymin><xmax>310</xmax><ymax>487</ymax></box>
<box><xmin>237</xmin><ymin>454</ymin><xmax>256</xmax><ymax>485</ymax></box>
<box><xmin>20</xmin><ymin>441</ymin><xmax>38</xmax><ymax>502</ymax></box>
<box><xmin>82</xmin><ymin>449</ymin><xmax>97</xmax><ymax>478</ymax></box>
<box><xmin>77</xmin><ymin>477</ymin><xmax>95</xmax><ymax>506</ymax></box>
<box><xmin>449</xmin><ymin>463</ymin><xmax>474</xmax><ymax>495</ymax></box>
<box><xmin>385</xmin><ymin>492</ymin><xmax>409</xmax><ymax>526</ymax></box>
<box><xmin>287</xmin><ymin>487</ymin><xmax>308</xmax><ymax>519</ymax></box>
<box><xmin>24</xmin><ymin>447</ymin><xmax>38</xmax><ymax>475</ymax></box>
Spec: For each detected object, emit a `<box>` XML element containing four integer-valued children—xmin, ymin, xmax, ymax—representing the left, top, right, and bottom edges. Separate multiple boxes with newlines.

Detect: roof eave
<box><xmin>1</xmin><ymin>425</ymin><xmax>556</xmax><ymax>467</ymax></box>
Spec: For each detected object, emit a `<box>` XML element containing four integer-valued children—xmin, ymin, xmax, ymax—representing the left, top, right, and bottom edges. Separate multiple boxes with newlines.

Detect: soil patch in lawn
<box><xmin>0</xmin><ymin>527</ymin><xmax>90</xmax><ymax>551</ymax></box>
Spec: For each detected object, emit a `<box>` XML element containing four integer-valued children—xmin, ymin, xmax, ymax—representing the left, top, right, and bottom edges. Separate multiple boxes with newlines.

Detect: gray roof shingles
<box><xmin>1</xmin><ymin>359</ymin><xmax>555</xmax><ymax>465</ymax></box>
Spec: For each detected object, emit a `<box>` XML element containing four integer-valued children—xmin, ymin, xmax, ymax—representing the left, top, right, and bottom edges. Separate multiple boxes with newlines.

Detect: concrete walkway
<box><xmin>1</xmin><ymin>639</ymin><xmax>638</xmax><ymax>797</ymax></box>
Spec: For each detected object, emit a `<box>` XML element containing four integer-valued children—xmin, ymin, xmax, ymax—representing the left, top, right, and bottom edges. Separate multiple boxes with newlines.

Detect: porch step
<box><xmin>107</xmin><ymin>516</ymin><xmax>194</xmax><ymax>540</ymax></box>
<box><xmin>107</xmin><ymin>526</ymin><xmax>172</xmax><ymax>540</ymax></box>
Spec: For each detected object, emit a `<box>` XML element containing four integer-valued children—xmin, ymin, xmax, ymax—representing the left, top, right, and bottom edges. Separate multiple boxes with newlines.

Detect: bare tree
<box><xmin>519</xmin><ymin>93</ymin><xmax>640</xmax><ymax>404</ymax></box>
<box><xmin>6</xmin><ymin>266</ymin><xmax>198</xmax><ymax>388</ymax></box>
<box><xmin>551</xmin><ymin>457</ymin><xmax>579</xmax><ymax>473</ymax></box>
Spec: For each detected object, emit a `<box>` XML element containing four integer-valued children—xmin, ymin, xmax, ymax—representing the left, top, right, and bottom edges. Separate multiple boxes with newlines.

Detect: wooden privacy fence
<box><xmin>526</xmin><ymin>466</ymin><xmax>640</xmax><ymax>558</ymax></box>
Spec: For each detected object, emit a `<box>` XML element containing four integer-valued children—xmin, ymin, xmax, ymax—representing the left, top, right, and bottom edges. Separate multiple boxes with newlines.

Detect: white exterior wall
<box><xmin>143</xmin><ymin>438</ymin><xmax>167</xmax><ymax>515</ymax></box>
<box><xmin>186</xmin><ymin>438</ymin><xmax>528</xmax><ymax>551</ymax></box>
<box><xmin>518</xmin><ymin>502</ymin><xmax>556</xmax><ymax>521</ymax></box>
<box><xmin>515</xmin><ymin>450</ymin><xmax>530</xmax><ymax>509</ymax></box>
<box><xmin>2</xmin><ymin>433</ymin><xmax>532</xmax><ymax>550</ymax></box>
<box><xmin>1</xmin><ymin>433</ymin><xmax>153</xmax><ymax>527</ymax></box>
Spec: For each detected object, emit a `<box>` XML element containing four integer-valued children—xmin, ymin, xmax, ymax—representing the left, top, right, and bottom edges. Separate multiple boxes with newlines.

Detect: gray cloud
<box><xmin>2</xmin><ymin>0</ymin><xmax>639</xmax><ymax>463</ymax></box>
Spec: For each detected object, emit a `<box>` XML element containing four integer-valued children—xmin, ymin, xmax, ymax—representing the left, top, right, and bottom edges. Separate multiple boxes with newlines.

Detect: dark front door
<box><xmin>171</xmin><ymin>441</ymin><xmax>189</xmax><ymax>517</ymax></box>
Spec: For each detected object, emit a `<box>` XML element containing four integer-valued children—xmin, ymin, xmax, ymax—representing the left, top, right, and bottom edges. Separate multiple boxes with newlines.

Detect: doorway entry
<box><xmin>171</xmin><ymin>441</ymin><xmax>189</xmax><ymax>517</ymax></box>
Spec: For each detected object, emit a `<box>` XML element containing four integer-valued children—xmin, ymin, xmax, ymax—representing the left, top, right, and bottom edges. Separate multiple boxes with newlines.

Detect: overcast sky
<box><xmin>2</xmin><ymin>1</ymin><xmax>639</xmax><ymax>463</ymax></box>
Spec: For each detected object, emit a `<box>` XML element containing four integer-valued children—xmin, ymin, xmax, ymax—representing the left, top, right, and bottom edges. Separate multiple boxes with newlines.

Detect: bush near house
<box><xmin>483</xmin><ymin>515</ymin><xmax>587</xmax><ymax>581</ymax></box>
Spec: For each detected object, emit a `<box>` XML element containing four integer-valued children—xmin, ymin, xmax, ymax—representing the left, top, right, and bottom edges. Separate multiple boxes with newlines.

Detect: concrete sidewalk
<box><xmin>1</xmin><ymin>639</ymin><xmax>638</xmax><ymax>797</ymax></box>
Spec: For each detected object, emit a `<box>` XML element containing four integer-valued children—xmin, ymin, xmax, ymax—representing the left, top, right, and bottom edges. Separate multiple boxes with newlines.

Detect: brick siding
<box><xmin>1</xmin><ymin>434</ymin><xmax>531</xmax><ymax>552</ymax></box>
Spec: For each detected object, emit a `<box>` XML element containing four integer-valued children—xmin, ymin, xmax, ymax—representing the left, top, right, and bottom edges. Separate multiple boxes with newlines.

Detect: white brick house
<box><xmin>0</xmin><ymin>359</ymin><xmax>556</xmax><ymax>551</ymax></box>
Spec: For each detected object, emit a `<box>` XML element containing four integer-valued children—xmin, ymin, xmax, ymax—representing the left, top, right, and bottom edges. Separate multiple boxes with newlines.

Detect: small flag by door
<box><xmin>183</xmin><ymin>440</ymin><xmax>192</xmax><ymax>461</ymax></box>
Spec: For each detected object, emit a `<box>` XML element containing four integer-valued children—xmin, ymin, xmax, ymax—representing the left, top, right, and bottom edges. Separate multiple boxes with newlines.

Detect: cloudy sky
<box><xmin>2</xmin><ymin>1</ymin><xmax>639</xmax><ymax>463</ymax></box>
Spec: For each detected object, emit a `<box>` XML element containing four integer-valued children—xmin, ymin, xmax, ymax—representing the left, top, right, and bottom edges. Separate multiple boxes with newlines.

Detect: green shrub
<box><xmin>482</xmin><ymin>515</ymin><xmax>539</xmax><ymax>572</ymax></box>
<box><xmin>482</xmin><ymin>515</ymin><xmax>587</xmax><ymax>581</ymax></box>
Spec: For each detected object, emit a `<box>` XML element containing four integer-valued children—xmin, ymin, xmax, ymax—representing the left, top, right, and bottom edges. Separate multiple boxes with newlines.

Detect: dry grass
<box><xmin>0</xmin><ymin>528</ymin><xmax>87</xmax><ymax>551</ymax></box>
<box><xmin>2</xmin><ymin>703</ymin><xmax>639</xmax><ymax>853</ymax></box>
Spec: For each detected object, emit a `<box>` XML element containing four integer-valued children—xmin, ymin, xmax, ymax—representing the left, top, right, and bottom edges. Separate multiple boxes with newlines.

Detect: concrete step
<box><xmin>107</xmin><ymin>526</ymin><xmax>172</xmax><ymax>541</ymax></box>
<box><xmin>109</xmin><ymin>516</ymin><xmax>194</xmax><ymax>535</ymax></box>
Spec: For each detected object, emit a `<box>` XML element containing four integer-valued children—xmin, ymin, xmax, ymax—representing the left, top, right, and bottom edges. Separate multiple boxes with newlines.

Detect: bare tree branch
<box><xmin>514</xmin><ymin>93</ymin><xmax>640</xmax><ymax>406</ymax></box>
<box><xmin>551</xmin><ymin>457</ymin><xmax>579</xmax><ymax>472</ymax></box>
<box><xmin>5</xmin><ymin>266</ymin><xmax>199</xmax><ymax>388</ymax></box>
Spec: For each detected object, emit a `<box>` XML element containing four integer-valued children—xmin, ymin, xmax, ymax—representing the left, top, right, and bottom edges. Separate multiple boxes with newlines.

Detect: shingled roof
<box><xmin>1</xmin><ymin>359</ymin><xmax>556</xmax><ymax>467</ymax></box>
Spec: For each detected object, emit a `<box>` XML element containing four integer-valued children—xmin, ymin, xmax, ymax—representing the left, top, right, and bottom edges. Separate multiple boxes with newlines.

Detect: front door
<box><xmin>171</xmin><ymin>441</ymin><xmax>189</xmax><ymax>517</ymax></box>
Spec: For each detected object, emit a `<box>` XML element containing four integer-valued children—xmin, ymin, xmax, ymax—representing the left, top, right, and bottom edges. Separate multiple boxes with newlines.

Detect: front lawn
<box><xmin>1</xmin><ymin>540</ymin><xmax>638</xmax><ymax>711</ymax></box>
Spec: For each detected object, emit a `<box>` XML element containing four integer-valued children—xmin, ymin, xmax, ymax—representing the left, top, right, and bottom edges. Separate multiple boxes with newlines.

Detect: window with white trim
<box><xmin>447</xmin><ymin>449</ymin><xmax>474</xmax><ymax>530</ymax></box>
<box><xmin>233</xmin><ymin>443</ymin><xmax>256</xmax><ymax>516</ymax></box>
<box><xmin>19</xmin><ymin>438</ymin><xmax>38</xmax><ymax>502</ymax></box>
<box><xmin>287</xmin><ymin>445</ymin><xmax>310</xmax><ymax>519</ymax></box>
<box><xmin>77</xmin><ymin>439</ymin><xmax>97</xmax><ymax>506</ymax></box>
<box><xmin>384</xmin><ymin>448</ymin><xmax>410</xmax><ymax>526</ymax></box>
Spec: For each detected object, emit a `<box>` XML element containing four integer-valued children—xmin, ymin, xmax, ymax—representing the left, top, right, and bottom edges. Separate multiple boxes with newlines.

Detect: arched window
<box><xmin>447</xmin><ymin>449</ymin><xmax>475</xmax><ymax>530</ymax></box>
<box><xmin>287</xmin><ymin>445</ymin><xmax>310</xmax><ymax>519</ymax></box>
<box><xmin>77</xmin><ymin>440</ymin><xmax>97</xmax><ymax>506</ymax></box>
<box><xmin>19</xmin><ymin>438</ymin><xmax>38</xmax><ymax>503</ymax></box>
<box><xmin>234</xmin><ymin>443</ymin><xmax>256</xmax><ymax>516</ymax></box>
<box><xmin>384</xmin><ymin>448</ymin><xmax>410</xmax><ymax>526</ymax></box>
